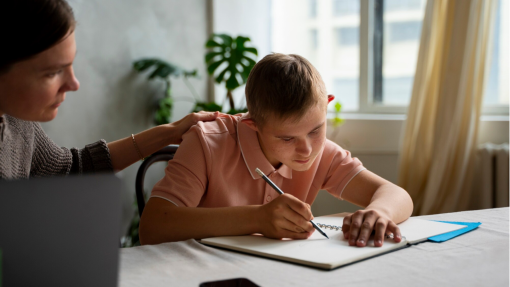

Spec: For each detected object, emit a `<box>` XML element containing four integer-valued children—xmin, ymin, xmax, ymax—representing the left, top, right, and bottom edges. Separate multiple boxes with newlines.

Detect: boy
<box><xmin>140</xmin><ymin>54</ymin><xmax>413</xmax><ymax>247</ymax></box>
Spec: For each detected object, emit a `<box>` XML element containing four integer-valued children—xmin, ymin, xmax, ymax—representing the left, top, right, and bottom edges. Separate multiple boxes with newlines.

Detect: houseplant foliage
<box><xmin>133</xmin><ymin>58</ymin><xmax>199</xmax><ymax>125</ymax></box>
<box><xmin>204</xmin><ymin>33</ymin><xmax>258</xmax><ymax>114</ymax></box>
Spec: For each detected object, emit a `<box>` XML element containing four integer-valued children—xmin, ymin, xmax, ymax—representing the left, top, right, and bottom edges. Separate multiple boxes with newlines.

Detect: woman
<box><xmin>0</xmin><ymin>0</ymin><xmax>217</xmax><ymax>179</ymax></box>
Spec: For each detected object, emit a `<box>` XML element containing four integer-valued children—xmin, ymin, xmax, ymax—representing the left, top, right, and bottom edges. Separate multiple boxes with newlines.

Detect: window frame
<box><xmin>358</xmin><ymin>0</ymin><xmax>409</xmax><ymax>115</ymax></box>
<box><xmin>354</xmin><ymin>0</ymin><xmax>509</xmax><ymax>116</ymax></box>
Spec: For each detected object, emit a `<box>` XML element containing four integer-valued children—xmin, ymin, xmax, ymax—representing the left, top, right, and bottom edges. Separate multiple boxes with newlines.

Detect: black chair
<box><xmin>135</xmin><ymin>145</ymin><xmax>178</xmax><ymax>218</ymax></box>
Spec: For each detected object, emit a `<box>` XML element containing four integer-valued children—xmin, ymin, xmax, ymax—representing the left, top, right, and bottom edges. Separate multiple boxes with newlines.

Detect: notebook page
<box><xmin>201</xmin><ymin>228</ymin><xmax>407</xmax><ymax>269</ymax></box>
<box><xmin>201</xmin><ymin>214</ymin><xmax>466</xmax><ymax>269</ymax></box>
<box><xmin>317</xmin><ymin>213</ymin><xmax>467</xmax><ymax>244</ymax></box>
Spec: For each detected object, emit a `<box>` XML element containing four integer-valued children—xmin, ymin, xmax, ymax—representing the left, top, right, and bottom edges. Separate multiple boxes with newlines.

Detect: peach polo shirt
<box><xmin>150</xmin><ymin>113</ymin><xmax>366</xmax><ymax>208</ymax></box>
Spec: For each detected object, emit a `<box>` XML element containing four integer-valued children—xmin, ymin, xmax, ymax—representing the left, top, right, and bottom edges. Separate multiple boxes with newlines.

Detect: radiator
<box><xmin>470</xmin><ymin>143</ymin><xmax>509</xmax><ymax>209</ymax></box>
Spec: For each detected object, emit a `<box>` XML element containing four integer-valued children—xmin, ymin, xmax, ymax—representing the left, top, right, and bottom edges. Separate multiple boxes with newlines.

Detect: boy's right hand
<box><xmin>257</xmin><ymin>194</ymin><xmax>315</xmax><ymax>239</ymax></box>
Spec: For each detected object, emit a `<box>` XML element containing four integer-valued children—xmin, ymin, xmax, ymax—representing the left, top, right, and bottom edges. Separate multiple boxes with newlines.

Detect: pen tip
<box><xmin>255</xmin><ymin>168</ymin><xmax>264</xmax><ymax>177</ymax></box>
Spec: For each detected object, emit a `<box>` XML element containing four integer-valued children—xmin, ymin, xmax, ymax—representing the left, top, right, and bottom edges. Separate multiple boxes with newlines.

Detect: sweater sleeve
<box><xmin>30</xmin><ymin>123</ymin><xmax>113</xmax><ymax>177</ymax></box>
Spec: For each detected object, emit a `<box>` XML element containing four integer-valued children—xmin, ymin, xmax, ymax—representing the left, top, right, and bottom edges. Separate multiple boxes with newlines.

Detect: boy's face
<box><xmin>246</xmin><ymin>97</ymin><xmax>331</xmax><ymax>172</ymax></box>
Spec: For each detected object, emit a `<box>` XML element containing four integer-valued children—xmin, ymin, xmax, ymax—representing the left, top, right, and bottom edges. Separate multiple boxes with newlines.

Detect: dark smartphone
<box><xmin>199</xmin><ymin>278</ymin><xmax>259</xmax><ymax>287</ymax></box>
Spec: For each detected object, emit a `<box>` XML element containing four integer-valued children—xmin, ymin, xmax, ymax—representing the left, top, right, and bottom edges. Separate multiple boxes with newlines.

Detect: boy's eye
<box><xmin>47</xmin><ymin>70</ymin><xmax>63</xmax><ymax>78</ymax></box>
<box><xmin>281</xmin><ymin>137</ymin><xmax>293</xmax><ymax>142</ymax></box>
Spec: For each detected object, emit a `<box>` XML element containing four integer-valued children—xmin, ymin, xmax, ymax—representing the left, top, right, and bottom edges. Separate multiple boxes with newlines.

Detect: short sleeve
<box><xmin>150</xmin><ymin>125</ymin><xmax>210</xmax><ymax>207</ymax></box>
<box><xmin>321</xmin><ymin>141</ymin><xmax>366</xmax><ymax>199</ymax></box>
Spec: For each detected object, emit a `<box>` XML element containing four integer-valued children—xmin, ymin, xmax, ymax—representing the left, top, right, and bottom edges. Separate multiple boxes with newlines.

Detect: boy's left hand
<box><xmin>342</xmin><ymin>209</ymin><xmax>401</xmax><ymax>247</ymax></box>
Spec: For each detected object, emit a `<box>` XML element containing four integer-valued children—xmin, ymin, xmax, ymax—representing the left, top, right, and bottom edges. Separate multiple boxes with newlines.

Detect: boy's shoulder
<box><xmin>321</xmin><ymin>139</ymin><xmax>353</xmax><ymax>159</ymax></box>
<box><xmin>194</xmin><ymin>113</ymin><xmax>244</xmax><ymax>135</ymax></box>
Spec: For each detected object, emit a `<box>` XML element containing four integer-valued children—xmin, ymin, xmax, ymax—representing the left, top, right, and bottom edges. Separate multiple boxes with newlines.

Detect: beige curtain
<box><xmin>398</xmin><ymin>0</ymin><xmax>497</xmax><ymax>215</ymax></box>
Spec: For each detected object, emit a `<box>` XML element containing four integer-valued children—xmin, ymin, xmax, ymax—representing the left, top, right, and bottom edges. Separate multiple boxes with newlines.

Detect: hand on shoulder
<box><xmin>167</xmin><ymin>111</ymin><xmax>219</xmax><ymax>144</ymax></box>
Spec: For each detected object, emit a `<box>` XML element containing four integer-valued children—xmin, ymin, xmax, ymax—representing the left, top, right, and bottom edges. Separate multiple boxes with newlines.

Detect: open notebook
<box><xmin>201</xmin><ymin>213</ymin><xmax>466</xmax><ymax>270</ymax></box>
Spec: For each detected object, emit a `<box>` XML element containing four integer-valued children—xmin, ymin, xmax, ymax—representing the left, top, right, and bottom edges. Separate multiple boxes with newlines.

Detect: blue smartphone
<box><xmin>199</xmin><ymin>278</ymin><xmax>259</xmax><ymax>287</ymax></box>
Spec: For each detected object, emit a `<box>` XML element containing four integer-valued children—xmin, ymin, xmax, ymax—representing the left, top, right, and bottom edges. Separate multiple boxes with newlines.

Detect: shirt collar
<box><xmin>237</xmin><ymin>113</ymin><xmax>293</xmax><ymax>180</ymax></box>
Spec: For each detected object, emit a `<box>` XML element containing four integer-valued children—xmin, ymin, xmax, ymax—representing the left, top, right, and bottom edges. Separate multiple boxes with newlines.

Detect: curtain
<box><xmin>398</xmin><ymin>0</ymin><xmax>497</xmax><ymax>215</ymax></box>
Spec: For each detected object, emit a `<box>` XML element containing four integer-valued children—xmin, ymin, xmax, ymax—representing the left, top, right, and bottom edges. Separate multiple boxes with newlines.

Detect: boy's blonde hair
<box><xmin>245</xmin><ymin>53</ymin><xmax>327</xmax><ymax>127</ymax></box>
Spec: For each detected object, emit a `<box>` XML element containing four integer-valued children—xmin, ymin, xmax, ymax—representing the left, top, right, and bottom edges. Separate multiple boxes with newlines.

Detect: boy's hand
<box><xmin>257</xmin><ymin>194</ymin><xmax>315</xmax><ymax>239</ymax></box>
<box><xmin>342</xmin><ymin>209</ymin><xmax>402</xmax><ymax>247</ymax></box>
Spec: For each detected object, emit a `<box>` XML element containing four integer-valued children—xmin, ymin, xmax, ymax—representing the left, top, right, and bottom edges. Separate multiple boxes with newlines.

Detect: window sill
<box><xmin>327</xmin><ymin>113</ymin><xmax>509</xmax><ymax>155</ymax></box>
<box><xmin>328</xmin><ymin>112</ymin><xmax>510</xmax><ymax>122</ymax></box>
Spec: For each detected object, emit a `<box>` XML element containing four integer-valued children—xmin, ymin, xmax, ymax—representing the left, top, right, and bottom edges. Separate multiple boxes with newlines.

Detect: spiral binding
<box><xmin>316</xmin><ymin>223</ymin><xmax>398</xmax><ymax>239</ymax></box>
<box><xmin>316</xmin><ymin>223</ymin><xmax>342</xmax><ymax>231</ymax></box>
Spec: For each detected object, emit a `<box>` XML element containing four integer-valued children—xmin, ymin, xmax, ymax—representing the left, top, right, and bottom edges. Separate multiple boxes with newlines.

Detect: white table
<box><xmin>119</xmin><ymin>208</ymin><xmax>509</xmax><ymax>287</ymax></box>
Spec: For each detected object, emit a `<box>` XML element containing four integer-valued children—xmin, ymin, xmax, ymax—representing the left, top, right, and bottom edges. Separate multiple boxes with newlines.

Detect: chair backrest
<box><xmin>135</xmin><ymin>145</ymin><xmax>179</xmax><ymax>217</ymax></box>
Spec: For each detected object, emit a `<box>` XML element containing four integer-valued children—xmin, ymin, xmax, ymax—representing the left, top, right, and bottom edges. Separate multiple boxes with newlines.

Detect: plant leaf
<box><xmin>225</xmin><ymin>72</ymin><xmax>240</xmax><ymax>91</ymax></box>
<box><xmin>216</xmin><ymin>34</ymin><xmax>233</xmax><ymax>47</ymax></box>
<box><xmin>133</xmin><ymin>58</ymin><xmax>196</xmax><ymax>80</ymax></box>
<box><xmin>205</xmin><ymin>51</ymin><xmax>223</xmax><ymax>63</ymax></box>
<box><xmin>193</xmin><ymin>102</ymin><xmax>223</xmax><ymax>112</ymax></box>
<box><xmin>207</xmin><ymin>59</ymin><xmax>226</xmax><ymax>75</ymax></box>
<box><xmin>133</xmin><ymin>59</ymin><xmax>157</xmax><ymax>71</ymax></box>
<box><xmin>205</xmin><ymin>39</ymin><xmax>222</xmax><ymax>48</ymax></box>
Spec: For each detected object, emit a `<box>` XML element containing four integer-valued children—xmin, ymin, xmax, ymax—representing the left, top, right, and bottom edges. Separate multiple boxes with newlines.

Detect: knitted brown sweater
<box><xmin>0</xmin><ymin>114</ymin><xmax>113</xmax><ymax>180</ymax></box>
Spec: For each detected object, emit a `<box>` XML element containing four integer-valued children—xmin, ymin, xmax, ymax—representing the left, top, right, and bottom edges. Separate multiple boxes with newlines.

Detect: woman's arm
<box><xmin>107</xmin><ymin>111</ymin><xmax>218</xmax><ymax>171</ymax></box>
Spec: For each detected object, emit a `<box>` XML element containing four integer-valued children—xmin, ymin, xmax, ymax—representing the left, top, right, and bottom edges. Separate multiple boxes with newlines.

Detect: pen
<box><xmin>255</xmin><ymin>168</ymin><xmax>329</xmax><ymax>239</ymax></box>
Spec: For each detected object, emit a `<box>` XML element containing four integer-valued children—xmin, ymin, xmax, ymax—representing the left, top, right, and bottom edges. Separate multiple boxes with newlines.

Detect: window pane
<box><xmin>388</xmin><ymin>21</ymin><xmax>421</xmax><ymax>43</ymax></box>
<box><xmin>484</xmin><ymin>0</ymin><xmax>509</xmax><ymax>106</ymax></box>
<box><xmin>383</xmin><ymin>77</ymin><xmax>413</xmax><ymax>105</ymax></box>
<box><xmin>385</xmin><ymin>0</ymin><xmax>422</xmax><ymax>12</ymax></box>
<box><xmin>309</xmin><ymin>0</ymin><xmax>317</xmax><ymax>18</ymax></box>
<box><xmin>336</xmin><ymin>27</ymin><xmax>359</xmax><ymax>46</ymax></box>
<box><xmin>333</xmin><ymin>0</ymin><xmax>359</xmax><ymax>17</ymax></box>
<box><xmin>381</xmin><ymin>0</ymin><xmax>426</xmax><ymax>106</ymax></box>
<box><xmin>333</xmin><ymin>78</ymin><xmax>358</xmax><ymax>110</ymax></box>
<box><xmin>272</xmin><ymin>0</ymin><xmax>360</xmax><ymax>111</ymax></box>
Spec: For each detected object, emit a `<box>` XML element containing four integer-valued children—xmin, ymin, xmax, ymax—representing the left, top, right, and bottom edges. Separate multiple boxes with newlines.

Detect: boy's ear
<box><xmin>327</xmin><ymin>95</ymin><xmax>335</xmax><ymax>104</ymax></box>
<box><xmin>241</xmin><ymin>118</ymin><xmax>259</xmax><ymax>132</ymax></box>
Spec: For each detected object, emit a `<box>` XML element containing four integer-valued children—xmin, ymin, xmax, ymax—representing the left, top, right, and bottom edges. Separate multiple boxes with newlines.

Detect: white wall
<box><xmin>212</xmin><ymin>0</ymin><xmax>272</xmax><ymax>110</ymax></box>
<box><xmin>41</xmin><ymin>0</ymin><xmax>209</xmax><ymax>233</ymax></box>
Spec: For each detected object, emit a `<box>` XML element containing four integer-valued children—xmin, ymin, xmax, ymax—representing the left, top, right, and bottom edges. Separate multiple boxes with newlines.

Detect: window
<box><xmin>380</xmin><ymin>0</ymin><xmax>425</xmax><ymax>107</ymax></box>
<box><xmin>272</xmin><ymin>0</ymin><xmax>508</xmax><ymax>115</ymax></box>
<box><xmin>483</xmin><ymin>0</ymin><xmax>509</xmax><ymax>114</ymax></box>
<box><xmin>273</xmin><ymin>0</ymin><xmax>360</xmax><ymax>111</ymax></box>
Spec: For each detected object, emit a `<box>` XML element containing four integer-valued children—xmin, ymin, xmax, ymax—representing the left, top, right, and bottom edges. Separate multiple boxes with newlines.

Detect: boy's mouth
<box><xmin>294</xmin><ymin>159</ymin><xmax>310</xmax><ymax>164</ymax></box>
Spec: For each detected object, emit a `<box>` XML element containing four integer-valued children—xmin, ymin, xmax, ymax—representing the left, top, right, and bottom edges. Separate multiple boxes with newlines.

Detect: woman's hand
<box><xmin>342</xmin><ymin>209</ymin><xmax>401</xmax><ymax>247</ymax></box>
<box><xmin>168</xmin><ymin>111</ymin><xmax>219</xmax><ymax>144</ymax></box>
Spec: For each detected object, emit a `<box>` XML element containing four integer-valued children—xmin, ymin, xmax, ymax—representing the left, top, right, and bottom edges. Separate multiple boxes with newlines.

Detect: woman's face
<box><xmin>0</xmin><ymin>32</ymin><xmax>80</xmax><ymax>122</ymax></box>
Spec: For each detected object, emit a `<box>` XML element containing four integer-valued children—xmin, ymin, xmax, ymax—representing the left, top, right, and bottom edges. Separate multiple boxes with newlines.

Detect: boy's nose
<box><xmin>295</xmin><ymin>139</ymin><xmax>312</xmax><ymax>156</ymax></box>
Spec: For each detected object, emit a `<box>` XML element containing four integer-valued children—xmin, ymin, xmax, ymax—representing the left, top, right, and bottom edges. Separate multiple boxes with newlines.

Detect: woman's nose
<box><xmin>62</xmin><ymin>67</ymin><xmax>80</xmax><ymax>92</ymax></box>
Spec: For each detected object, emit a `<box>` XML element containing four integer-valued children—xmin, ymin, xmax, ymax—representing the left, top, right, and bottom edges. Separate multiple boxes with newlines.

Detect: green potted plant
<box><xmin>199</xmin><ymin>33</ymin><xmax>258</xmax><ymax>114</ymax></box>
<box><xmin>133</xmin><ymin>59</ymin><xmax>200</xmax><ymax>125</ymax></box>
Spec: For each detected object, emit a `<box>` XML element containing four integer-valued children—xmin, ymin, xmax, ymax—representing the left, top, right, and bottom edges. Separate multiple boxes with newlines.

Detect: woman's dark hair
<box><xmin>0</xmin><ymin>0</ymin><xmax>76</xmax><ymax>73</ymax></box>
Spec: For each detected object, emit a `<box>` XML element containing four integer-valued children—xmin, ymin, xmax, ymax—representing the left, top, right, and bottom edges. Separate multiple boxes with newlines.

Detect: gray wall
<box><xmin>41</xmin><ymin>0</ymin><xmax>209</xmax><ymax>233</ymax></box>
